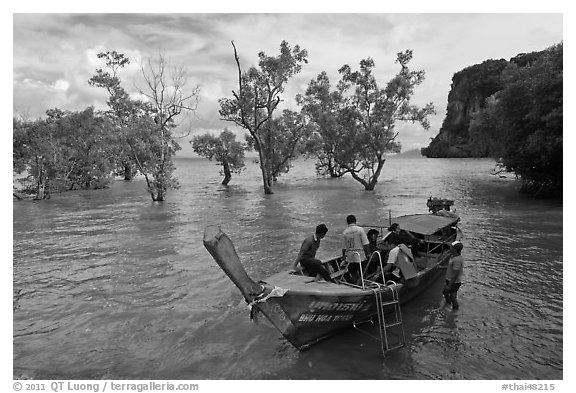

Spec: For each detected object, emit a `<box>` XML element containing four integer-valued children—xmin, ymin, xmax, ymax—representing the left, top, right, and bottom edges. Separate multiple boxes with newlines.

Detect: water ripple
<box><xmin>13</xmin><ymin>157</ymin><xmax>563</xmax><ymax>379</ymax></box>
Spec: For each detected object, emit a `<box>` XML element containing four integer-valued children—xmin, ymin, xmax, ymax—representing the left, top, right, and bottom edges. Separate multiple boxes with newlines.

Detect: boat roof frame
<box><xmin>363</xmin><ymin>214</ymin><xmax>459</xmax><ymax>236</ymax></box>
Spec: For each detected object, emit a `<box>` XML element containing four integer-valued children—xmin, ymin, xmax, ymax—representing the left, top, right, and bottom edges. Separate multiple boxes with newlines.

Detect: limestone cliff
<box><xmin>421</xmin><ymin>50</ymin><xmax>546</xmax><ymax>158</ymax></box>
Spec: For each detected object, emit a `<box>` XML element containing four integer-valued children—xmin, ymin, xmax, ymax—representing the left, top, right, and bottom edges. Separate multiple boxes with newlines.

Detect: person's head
<box><xmin>367</xmin><ymin>229</ymin><xmax>379</xmax><ymax>242</ymax></box>
<box><xmin>451</xmin><ymin>241</ymin><xmax>463</xmax><ymax>254</ymax></box>
<box><xmin>315</xmin><ymin>224</ymin><xmax>328</xmax><ymax>239</ymax></box>
<box><xmin>346</xmin><ymin>215</ymin><xmax>357</xmax><ymax>225</ymax></box>
<box><xmin>388</xmin><ymin>223</ymin><xmax>400</xmax><ymax>233</ymax></box>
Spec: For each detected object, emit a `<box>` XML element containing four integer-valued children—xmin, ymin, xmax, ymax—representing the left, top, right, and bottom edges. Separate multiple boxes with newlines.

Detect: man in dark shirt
<box><xmin>293</xmin><ymin>224</ymin><xmax>333</xmax><ymax>282</ymax></box>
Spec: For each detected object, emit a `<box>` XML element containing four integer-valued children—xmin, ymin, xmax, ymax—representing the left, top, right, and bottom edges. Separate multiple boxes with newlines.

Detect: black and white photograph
<box><xmin>11</xmin><ymin>2</ymin><xmax>566</xmax><ymax>387</ymax></box>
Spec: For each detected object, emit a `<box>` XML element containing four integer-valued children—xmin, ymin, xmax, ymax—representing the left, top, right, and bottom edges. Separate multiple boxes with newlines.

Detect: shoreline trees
<box><xmin>13</xmin><ymin>107</ymin><xmax>116</xmax><ymax>199</ymax></box>
<box><xmin>17</xmin><ymin>42</ymin><xmax>557</xmax><ymax>200</ymax></box>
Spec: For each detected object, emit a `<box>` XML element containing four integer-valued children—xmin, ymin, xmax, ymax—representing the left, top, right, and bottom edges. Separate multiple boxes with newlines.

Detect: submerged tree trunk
<box><xmin>142</xmin><ymin>173</ymin><xmax>163</xmax><ymax>202</ymax></box>
<box><xmin>364</xmin><ymin>158</ymin><xmax>385</xmax><ymax>191</ymax></box>
<box><xmin>328</xmin><ymin>166</ymin><xmax>340</xmax><ymax>178</ymax></box>
<box><xmin>33</xmin><ymin>159</ymin><xmax>49</xmax><ymax>200</ymax></box>
<box><xmin>122</xmin><ymin>161</ymin><xmax>134</xmax><ymax>181</ymax></box>
<box><xmin>344</xmin><ymin>157</ymin><xmax>386</xmax><ymax>191</ymax></box>
<box><xmin>257</xmin><ymin>149</ymin><xmax>274</xmax><ymax>195</ymax></box>
<box><xmin>34</xmin><ymin>177</ymin><xmax>48</xmax><ymax>200</ymax></box>
<box><xmin>155</xmin><ymin>190</ymin><xmax>165</xmax><ymax>202</ymax></box>
<box><xmin>222</xmin><ymin>160</ymin><xmax>232</xmax><ymax>186</ymax></box>
<box><xmin>261</xmin><ymin>167</ymin><xmax>274</xmax><ymax>194</ymax></box>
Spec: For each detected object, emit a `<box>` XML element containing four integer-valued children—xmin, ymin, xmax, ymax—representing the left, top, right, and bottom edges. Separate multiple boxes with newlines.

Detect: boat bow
<box><xmin>203</xmin><ymin>225</ymin><xmax>297</xmax><ymax>339</ymax></box>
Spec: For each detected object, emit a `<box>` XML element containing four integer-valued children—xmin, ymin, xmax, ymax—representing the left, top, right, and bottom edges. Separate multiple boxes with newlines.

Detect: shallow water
<box><xmin>13</xmin><ymin>156</ymin><xmax>563</xmax><ymax>379</ymax></box>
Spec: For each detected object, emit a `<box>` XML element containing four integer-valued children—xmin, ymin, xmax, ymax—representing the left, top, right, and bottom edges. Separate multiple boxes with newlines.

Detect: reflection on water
<box><xmin>13</xmin><ymin>157</ymin><xmax>562</xmax><ymax>379</ymax></box>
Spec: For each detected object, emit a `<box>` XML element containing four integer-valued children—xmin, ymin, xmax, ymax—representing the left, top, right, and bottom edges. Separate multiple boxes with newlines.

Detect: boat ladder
<box><xmin>353</xmin><ymin>282</ymin><xmax>406</xmax><ymax>357</ymax></box>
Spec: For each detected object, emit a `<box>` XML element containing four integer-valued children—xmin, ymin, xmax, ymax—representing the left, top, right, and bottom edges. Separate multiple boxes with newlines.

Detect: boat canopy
<box><xmin>388</xmin><ymin>214</ymin><xmax>458</xmax><ymax>236</ymax></box>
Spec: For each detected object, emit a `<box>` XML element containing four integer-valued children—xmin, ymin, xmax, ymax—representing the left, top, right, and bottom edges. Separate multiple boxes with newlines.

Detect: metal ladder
<box><xmin>353</xmin><ymin>282</ymin><xmax>406</xmax><ymax>357</ymax></box>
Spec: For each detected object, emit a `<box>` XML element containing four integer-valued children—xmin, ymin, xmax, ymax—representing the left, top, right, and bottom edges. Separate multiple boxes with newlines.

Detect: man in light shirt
<box><xmin>342</xmin><ymin>215</ymin><xmax>371</xmax><ymax>282</ymax></box>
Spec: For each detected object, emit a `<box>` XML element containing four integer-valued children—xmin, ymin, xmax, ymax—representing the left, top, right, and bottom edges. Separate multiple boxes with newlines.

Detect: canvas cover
<box><xmin>390</xmin><ymin>214</ymin><xmax>458</xmax><ymax>236</ymax></box>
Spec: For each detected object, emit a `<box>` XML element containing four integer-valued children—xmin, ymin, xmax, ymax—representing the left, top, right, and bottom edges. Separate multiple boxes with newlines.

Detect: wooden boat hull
<box><xmin>253</xmin><ymin>258</ymin><xmax>447</xmax><ymax>349</ymax></box>
<box><xmin>203</xmin><ymin>209</ymin><xmax>458</xmax><ymax>351</ymax></box>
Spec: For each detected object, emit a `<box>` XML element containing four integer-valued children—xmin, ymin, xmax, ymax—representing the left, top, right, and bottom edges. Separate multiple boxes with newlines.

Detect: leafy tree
<box><xmin>219</xmin><ymin>41</ymin><xmax>308</xmax><ymax>194</ymax></box>
<box><xmin>88</xmin><ymin>51</ymin><xmax>139</xmax><ymax>180</ymax></box>
<box><xmin>191</xmin><ymin>128</ymin><xmax>246</xmax><ymax>185</ymax></box>
<box><xmin>13</xmin><ymin>117</ymin><xmax>53</xmax><ymax>199</ymax></box>
<box><xmin>246</xmin><ymin>109</ymin><xmax>310</xmax><ymax>181</ymax></box>
<box><xmin>46</xmin><ymin>108</ymin><xmax>116</xmax><ymax>191</ymax></box>
<box><xmin>297</xmin><ymin>71</ymin><xmax>349</xmax><ymax>178</ymax></box>
<box><xmin>90</xmin><ymin>51</ymin><xmax>200</xmax><ymax>201</ymax></box>
<box><xmin>300</xmin><ymin>52</ymin><xmax>435</xmax><ymax>190</ymax></box>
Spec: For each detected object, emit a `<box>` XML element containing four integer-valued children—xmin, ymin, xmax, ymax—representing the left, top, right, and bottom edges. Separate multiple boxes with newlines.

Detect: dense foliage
<box><xmin>191</xmin><ymin>129</ymin><xmax>247</xmax><ymax>185</ymax></box>
<box><xmin>469</xmin><ymin>43</ymin><xmax>563</xmax><ymax>197</ymax></box>
<box><xmin>14</xmin><ymin>50</ymin><xmax>198</xmax><ymax>202</ymax></box>
<box><xmin>13</xmin><ymin>107</ymin><xmax>116</xmax><ymax>199</ymax></box>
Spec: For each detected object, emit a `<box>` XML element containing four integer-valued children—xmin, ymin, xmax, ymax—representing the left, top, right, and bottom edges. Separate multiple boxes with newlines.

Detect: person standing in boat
<box><xmin>342</xmin><ymin>215</ymin><xmax>371</xmax><ymax>282</ymax></box>
<box><xmin>342</xmin><ymin>215</ymin><xmax>371</xmax><ymax>260</ymax></box>
<box><xmin>293</xmin><ymin>224</ymin><xmax>333</xmax><ymax>282</ymax></box>
<box><xmin>443</xmin><ymin>241</ymin><xmax>464</xmax><ymax>310</ymax></box>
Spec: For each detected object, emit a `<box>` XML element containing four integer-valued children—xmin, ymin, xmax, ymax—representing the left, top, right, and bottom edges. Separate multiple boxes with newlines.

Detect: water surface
<box><xmin>13</xmin><ymin>156</ymin><xmax>563</xmax><ymax>379</ymax></box>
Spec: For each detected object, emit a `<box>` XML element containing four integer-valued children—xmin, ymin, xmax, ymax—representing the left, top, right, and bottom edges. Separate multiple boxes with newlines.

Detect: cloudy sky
<box><xmin>12</xmin><ymin>10</ymin><xmax>563</xmax><ymax>156</ymax></box>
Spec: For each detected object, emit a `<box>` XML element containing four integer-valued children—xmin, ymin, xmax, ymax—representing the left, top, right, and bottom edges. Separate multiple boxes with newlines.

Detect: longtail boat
<box><xmin>203</xmin><ymin>198</ymin><xmax>460</xmax><ymax>352</ymax></box>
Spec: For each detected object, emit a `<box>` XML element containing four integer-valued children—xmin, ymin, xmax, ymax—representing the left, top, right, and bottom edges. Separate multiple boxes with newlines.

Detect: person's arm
<box><xmin>383</xmin><ymin>262</ymin><xmax>394</xmax><ymax>274</ymax></box>
<box><xmin>293</xmin><ymin>249</ymin><xmax>303</xmax><ymax>269</ymax></box>
<box><xmin>363</xmin><ymin>244</ymin><xmax>371</xmax><ymax>260</ymax></box>
<box><xmin>403</xmin><ymin>229</ymin><xmax>419</xmax><ymax>240</ymax></box>
<box><xmin>293</xmin><ymin>238</ymin><xmax>309</xmax><ymax>268</ymax></box>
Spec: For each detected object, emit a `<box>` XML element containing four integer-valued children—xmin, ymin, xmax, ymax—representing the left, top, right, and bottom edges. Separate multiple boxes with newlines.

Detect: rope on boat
<box><xmin>246</xmin><ymin>286</ymin><xmax>288</xmax><ymax>318</ymax></box>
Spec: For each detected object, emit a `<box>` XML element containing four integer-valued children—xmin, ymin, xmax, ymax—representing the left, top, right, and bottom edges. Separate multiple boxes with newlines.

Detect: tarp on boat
<box><xmin>390</xmin><ymin>214</ymin><xmax>458</xmax><ymax>235</ymax></box>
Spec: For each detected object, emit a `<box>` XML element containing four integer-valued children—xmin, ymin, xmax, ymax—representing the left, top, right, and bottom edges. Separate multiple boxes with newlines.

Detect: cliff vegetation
<box><xmin>422</xmin><ymin>43</ymin><xmax>562</xmax><ymax>198</ymax></box>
